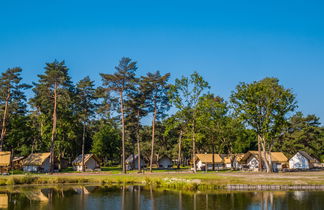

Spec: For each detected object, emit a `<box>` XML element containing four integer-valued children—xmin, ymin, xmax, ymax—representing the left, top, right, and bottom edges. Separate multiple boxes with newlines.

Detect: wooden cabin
<box><xmin>23</xmin><ymin>153</ymin><xmax>51</xmax><ymax>173</ymax></box>
<box><xmin>232</xmin><ymin>153</ymin><xmax>245</xmax><ymax>170</ymax></box>
<box><xmin>12</xmin><ymin>156</ymin><xmax>25</xmax><ymax>170</ymax></box>
<box><xmin>125</xmin><ymin>155</ymin><xmax>146</xmax><ymax>170</ymax></box>
<box><xmin>158</xmin><ymin>156</ymin><xmax>173</xmax><ymax>169</ymax></box>
<box><xmin>72</xmin><ymin>154</ymin><xmax>101</xmax><ymax>171</ymax></box>
<box><xmin>241</xmin><ymin>151</ymin><xmax>288</xmax><ymax>172</ymax></box>
<box><xmin>289</xmin><ymin>151</ymin><xmax>319</xmax><ymax>170</ymax></box>
<box><xmin>195</xmin><ymin>154</ymin><xmax>223</xmax><ymax>171</ymax></box>
<box><xmin>0</xmin><ymin>152</ymin><xmax>11</xmax><ymax>174</ymax></box>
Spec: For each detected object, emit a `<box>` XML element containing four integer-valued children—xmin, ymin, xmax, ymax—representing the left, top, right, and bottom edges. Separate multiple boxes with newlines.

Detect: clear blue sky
<box><xmin>1</xmin><ymin>0</ymin><xmax>323</xmax><ymax>123</ymax></box>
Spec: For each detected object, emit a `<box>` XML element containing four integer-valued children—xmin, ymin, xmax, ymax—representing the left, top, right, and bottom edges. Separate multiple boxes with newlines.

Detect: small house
<box><xmin>241</xmin><ymin>151</ymin><xmax>288</xmax><ymax>172</ymax></box>
<box><xmin>232</xmin><ymin>153</ymin><xmax>245</xmax><ymax>170</ymax></box>
<box><xmin>125</xmin><ymin>155</ymin><xmax>146</xmax><ymax>170</ymax></box>
<box><xmin>0</xmin><ymin>152</ymin><xmax>11</xmax><ymax>174</ymax></box>
<box><xmin>221</xmin><ymin>154</ymin><xmax>234</xmax><ymax>169</ymax></box>
<box><xmin>12</xmin><ymin>156</ymin><xmax>25</xmax><ymax>170</ymax></box>
<box><xmin>23</xmin><ymin>153</ymin><xmax>51</xmax><ymax>173</ymax></box>
<box><xmin>72</xmin><ymin>154</ymin><xmax>101</xmax><ymax>171</ymax></box>
<box><xmin>289</xmin><ymin>151</ymin><xmax>319</xmax><ymax>170</ymax></box>
<box><xmin>195</xmin><ymin>154</ymin><xmax>224</xmax><ymax>171</ymax></box>
<box><xmin>158</xmin><ymin>156</ymin><xmax>173</xmax><ymax>169</ymax></box>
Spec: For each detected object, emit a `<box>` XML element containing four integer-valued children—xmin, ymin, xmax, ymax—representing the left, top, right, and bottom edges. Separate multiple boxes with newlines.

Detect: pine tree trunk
<box><xmin>149</xmin><ymin>101</ymin><xmax>157</xmax><ymax>172</ymax></box>
<box><xmin>192</xmin><ymin>121</ymin><xmax>197</xmax><ymax>173</ymax></box>
<box><xmin>177</xmin><ymin>130</ymin><xmax>183</xmax><ymax>169</ymax></box>
<box><xmin>81</xmin><ymin>121</ymin><xmax>86</xmax><ymax>172</ymax></box>
<box><xmin>120</xmin><ymin>91</ymin><xmax>126</xmax><ymax>174</ymax></box>
<box><xmin>50</xmin><ymin>83</ymin><xmax>57</xmax><ymax>173</ymax></box>
<box><xmin>137</xmin><ymin>110</ymin><xmax>141</xmax><ymax>173</ymax></box>
<box><xmin>0</xmin><ymin>90</ymin><xmax>10</xmax><ymax>151</ymax></box>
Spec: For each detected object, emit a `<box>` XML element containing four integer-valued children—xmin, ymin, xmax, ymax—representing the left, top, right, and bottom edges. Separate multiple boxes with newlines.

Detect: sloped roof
<box><xmin>196</xmin><ymin>154</ymin><xmax>223</xmax><ymax>163</ymax></box>
<box><xmin>234</xmin><ymin>153</ymin><xmax>245</xmax><ymax>162</ymax></box>
<box><xmin>221</xmin><ymin>154</ymin><xmax>235</xmax><ymax>164</ymax></box>
<box><xmin>271</xmin><ymin>152</ymin><xmax>289</xmax><ymax>162</ymax></box>
<box><xmin>158</xmin><ymin>155</ymin><xmax>172</xmax><ymax>162</ymax></box>
<box><xmin>13</xmin><ymin>156</ymin><xmax>25</xmax><ymax>162</ymax></box>
<box><xmin>297</xmin><ymin>151</ymin><xmax>319</xmax><ymax>163</ymax></box>
<box><xmin>0</xmin><ymin>152</ymin><xmax>11</xmax><ymax>167</ymax></box>
<box><xmin>23</xmin><ymin>153</ymin><xmax>50</xmax><ymax>166</ymax></box>
<box><xmin>126</xmin><ymin>154</ymin><xmax>146</xmax><ymax>163</ymax></box>
<box><xmin>242</xmin><ymin>151</ymin><xmax>288</xmax><ymax>163</ymax></box>
<box><xmin>72</xmin><ymin>154</ymin><xmax>100</xmax><ymax>166</ymax></box>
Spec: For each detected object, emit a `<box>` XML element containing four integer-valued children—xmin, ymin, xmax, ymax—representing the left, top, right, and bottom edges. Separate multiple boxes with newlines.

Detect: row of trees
<box><xmin>0</xmin><ymin>57</ymin><xmax>323</xmax><ymax>173</ymax></box>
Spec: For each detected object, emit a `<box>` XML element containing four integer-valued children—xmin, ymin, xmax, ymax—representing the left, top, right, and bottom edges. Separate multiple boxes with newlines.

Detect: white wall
<box><xmin>247</xmin><ymin>156</ymin><xmax>259</xmax><ymax>171</ymax></box>
<box><xmin>289</xmin><ymin>153</ymin><xmax>310</xmax><ymax>169</ymax></box>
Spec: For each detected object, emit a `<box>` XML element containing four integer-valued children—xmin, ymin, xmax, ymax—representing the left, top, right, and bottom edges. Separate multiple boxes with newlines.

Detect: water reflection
<box><xmin>0</xmin><ymin>185</ymin><xmax>322</xmax><ymax>210</ymax></box>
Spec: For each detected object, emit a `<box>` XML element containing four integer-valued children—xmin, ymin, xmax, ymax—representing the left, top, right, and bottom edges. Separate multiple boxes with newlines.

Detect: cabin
<box><xmin>0</xmin><ymin>152</ymin><xmax>11</xmax><ymax>174</ymax></box>
<box><xmin>289</xmin><ymin>151</ymin><xmax>319</xmax><ymax>170</ymax></box>
<box><xmin>12</xmin><ymin>156</ymin><xmax>25</xmax><ymax>170</ymax></box>
<box><xmin>221</xmin><ymin>154</ymin><xmax>234</xmax><ymax>169</ymax></box>
<box><xmin>195</xmin><ymin>154</ymin><xmax>224</xmax><ymax>171</ymax></box>
<box><xmin>72</xmin><ymin>154</ymin><xmax>101</xmax><ymax>171</ymax></box>
<box><xmin>158</xmin><ymin>156</ymin><xmax>173</xmax><ymax>169</ymax></box>
<box><xmin>23</xmin><ymin>153</ymin><xmax>51</xmax><ymax>173</ymax></box>
<box><xmin>232</xmin><ymin>153</ymin><xmax>245</xmax><ymax>170</ymax></box>
<box><xmin>241</xmin><ymin>151</ymin><xmax>288</xmax><ymax>172</ymax></box>
<box><xmin>125</xmin><ymin>155</ymin><xmax>146</xmax><ymax>170</ymax></box>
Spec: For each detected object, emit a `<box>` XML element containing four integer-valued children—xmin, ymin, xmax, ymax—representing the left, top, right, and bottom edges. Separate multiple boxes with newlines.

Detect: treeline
<box><xmin>0</xmin><ymin>57</ymin><xmax>323</xmax><ymax>173</ymax></box>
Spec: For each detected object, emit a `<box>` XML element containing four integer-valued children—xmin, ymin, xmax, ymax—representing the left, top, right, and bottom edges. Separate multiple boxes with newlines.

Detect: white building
<box><xmin>289</xmin><ymin>151</ymin><xmax>318</xmax><ymax>170</ymax></box>
<box><xmin>195</xmin><ymin>154</ymin><xmax>224</xmax><ymax>171</ymax></box>
<box><xmin>232</xmin><ymin>153</ymin><xmax>245</xmax><ymax>170</ymax></box>
<box><xmin>126</xmin><ymin>155</ymin><xmax>146</xmax><ymax>170</ymax></box>
<box><xmin>72</xmin><ymin>154</ymin><xmax>101</xmax><ymax>171</ymax></box>
<box><xmin>158</xmin><ymin>156</ymin><xmax>173</xmax><ymax>169</ymax></box>
<box><xmin>241</xmin><ymin>151</ymin><xmax>288</xmax><ymax>172</ymax></box>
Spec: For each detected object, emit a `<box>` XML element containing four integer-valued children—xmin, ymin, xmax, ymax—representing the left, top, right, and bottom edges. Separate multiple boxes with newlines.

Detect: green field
<box><xmin>1</xmin><ymin>170</ymin><xmax>324</xmax><ymax>190</ymax></box>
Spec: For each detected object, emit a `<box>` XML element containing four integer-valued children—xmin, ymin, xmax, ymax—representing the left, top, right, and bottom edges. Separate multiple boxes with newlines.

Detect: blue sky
<box><xmin>1</xmin><ymin>0</ymin><xmax>324</xmax><ymax>123</ymax></box>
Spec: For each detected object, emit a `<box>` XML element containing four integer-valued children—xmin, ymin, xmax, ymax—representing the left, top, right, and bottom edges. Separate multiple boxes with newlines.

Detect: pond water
<box><xmin>0</xmin><ymin>185</ymin><xmax>323</xmax><ymax>210</ymax></box>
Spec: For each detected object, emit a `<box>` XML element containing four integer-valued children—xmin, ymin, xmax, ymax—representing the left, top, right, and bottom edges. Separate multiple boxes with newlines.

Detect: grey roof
<box><xmin>298</xmin><ymin>151</ymin><xmax>318</xmax><ymax>162</ymax></box>
<box><xmin>126</xmin><ymin>154</ymin><xmax>143</xmax><ymax>163</ymax></box>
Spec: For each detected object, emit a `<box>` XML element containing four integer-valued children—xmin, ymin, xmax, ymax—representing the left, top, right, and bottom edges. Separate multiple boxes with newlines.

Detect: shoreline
<box><xmin>0</xmin><ymin>170</ymin><xmax>323</xmax><ymax>191</ymax></box>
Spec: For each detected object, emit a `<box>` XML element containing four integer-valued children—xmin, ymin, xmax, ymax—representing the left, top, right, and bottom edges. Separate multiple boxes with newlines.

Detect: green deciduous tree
<box><xmin>231</xmin><ymin>77</ymin><xmax>296</xmax><ymax>172</ymax></box>
<box><xmin>170</xmin><ymin>72</ymin><xmax>209</xmax><ymax>173</ymax></box>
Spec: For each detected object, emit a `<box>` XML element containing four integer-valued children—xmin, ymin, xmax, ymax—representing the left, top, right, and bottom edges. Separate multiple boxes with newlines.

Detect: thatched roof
<box><xmin>72</xmin><ymin>154</ymin><xmax>100</xmax><ymax>166</ymax></box>
<box><xmin>23</xmin><ymin>153</ymin><xmax>50</xmax><ymax>166</ymax></box>
<box><xmin>13</xmin><ymin>156</ymin><xmax>25</xmax><ymax>162</ymax></box>
<box><xmin>220</xmin><ymin>154</ymin><xmax>235</xmax><ymax>164</ymax></box>
<box><xmin>234</xmin><ymin>153</ymin><xmax>245</xmax><ymax>162</ymax></box>
<box><xmin>297</xmin><ymin>151</ymin><xmax>319</xmax><ymax>163</ymax></box>
<box><xmin>242</xmin><ymin>151</ymin><xmax>288</xmax><ymax>163</ymax></box>
<box><xmin>0</xmin><ymin>152</ymin><xmax>11</xmax><ymax>167</ymax></box>
<box><xmin>196</xmin><ymin>154</ymin><xmax>223</xmax><ymax>163</ymax></box>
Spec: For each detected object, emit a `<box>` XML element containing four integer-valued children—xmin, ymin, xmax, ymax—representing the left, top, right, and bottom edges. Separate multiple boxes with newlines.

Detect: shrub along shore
<box><xmin>0</xmin><ymin>171</ymin><xmax>324</xmax><ymax>191</ymax></box>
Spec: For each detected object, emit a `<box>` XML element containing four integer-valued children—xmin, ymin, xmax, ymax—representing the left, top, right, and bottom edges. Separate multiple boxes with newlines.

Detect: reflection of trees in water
<box><xmin>2</xmin><ymin>186</ymin><xmax>324</xmax><ymax>210</ymax></box>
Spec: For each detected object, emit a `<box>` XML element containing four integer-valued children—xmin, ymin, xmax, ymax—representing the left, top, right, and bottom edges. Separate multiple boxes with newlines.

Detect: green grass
<box><xmin>0</xmin><ymin>171</ymin><xmax>322</xmax><ymax>191</ymax></box>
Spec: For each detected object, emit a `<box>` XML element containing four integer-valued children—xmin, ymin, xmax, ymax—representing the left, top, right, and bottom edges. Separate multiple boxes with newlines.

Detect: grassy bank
<box><xmin>1</xmin><ymin>171</ymin><xmax>324</xmax><ymax>191</ymax></box>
